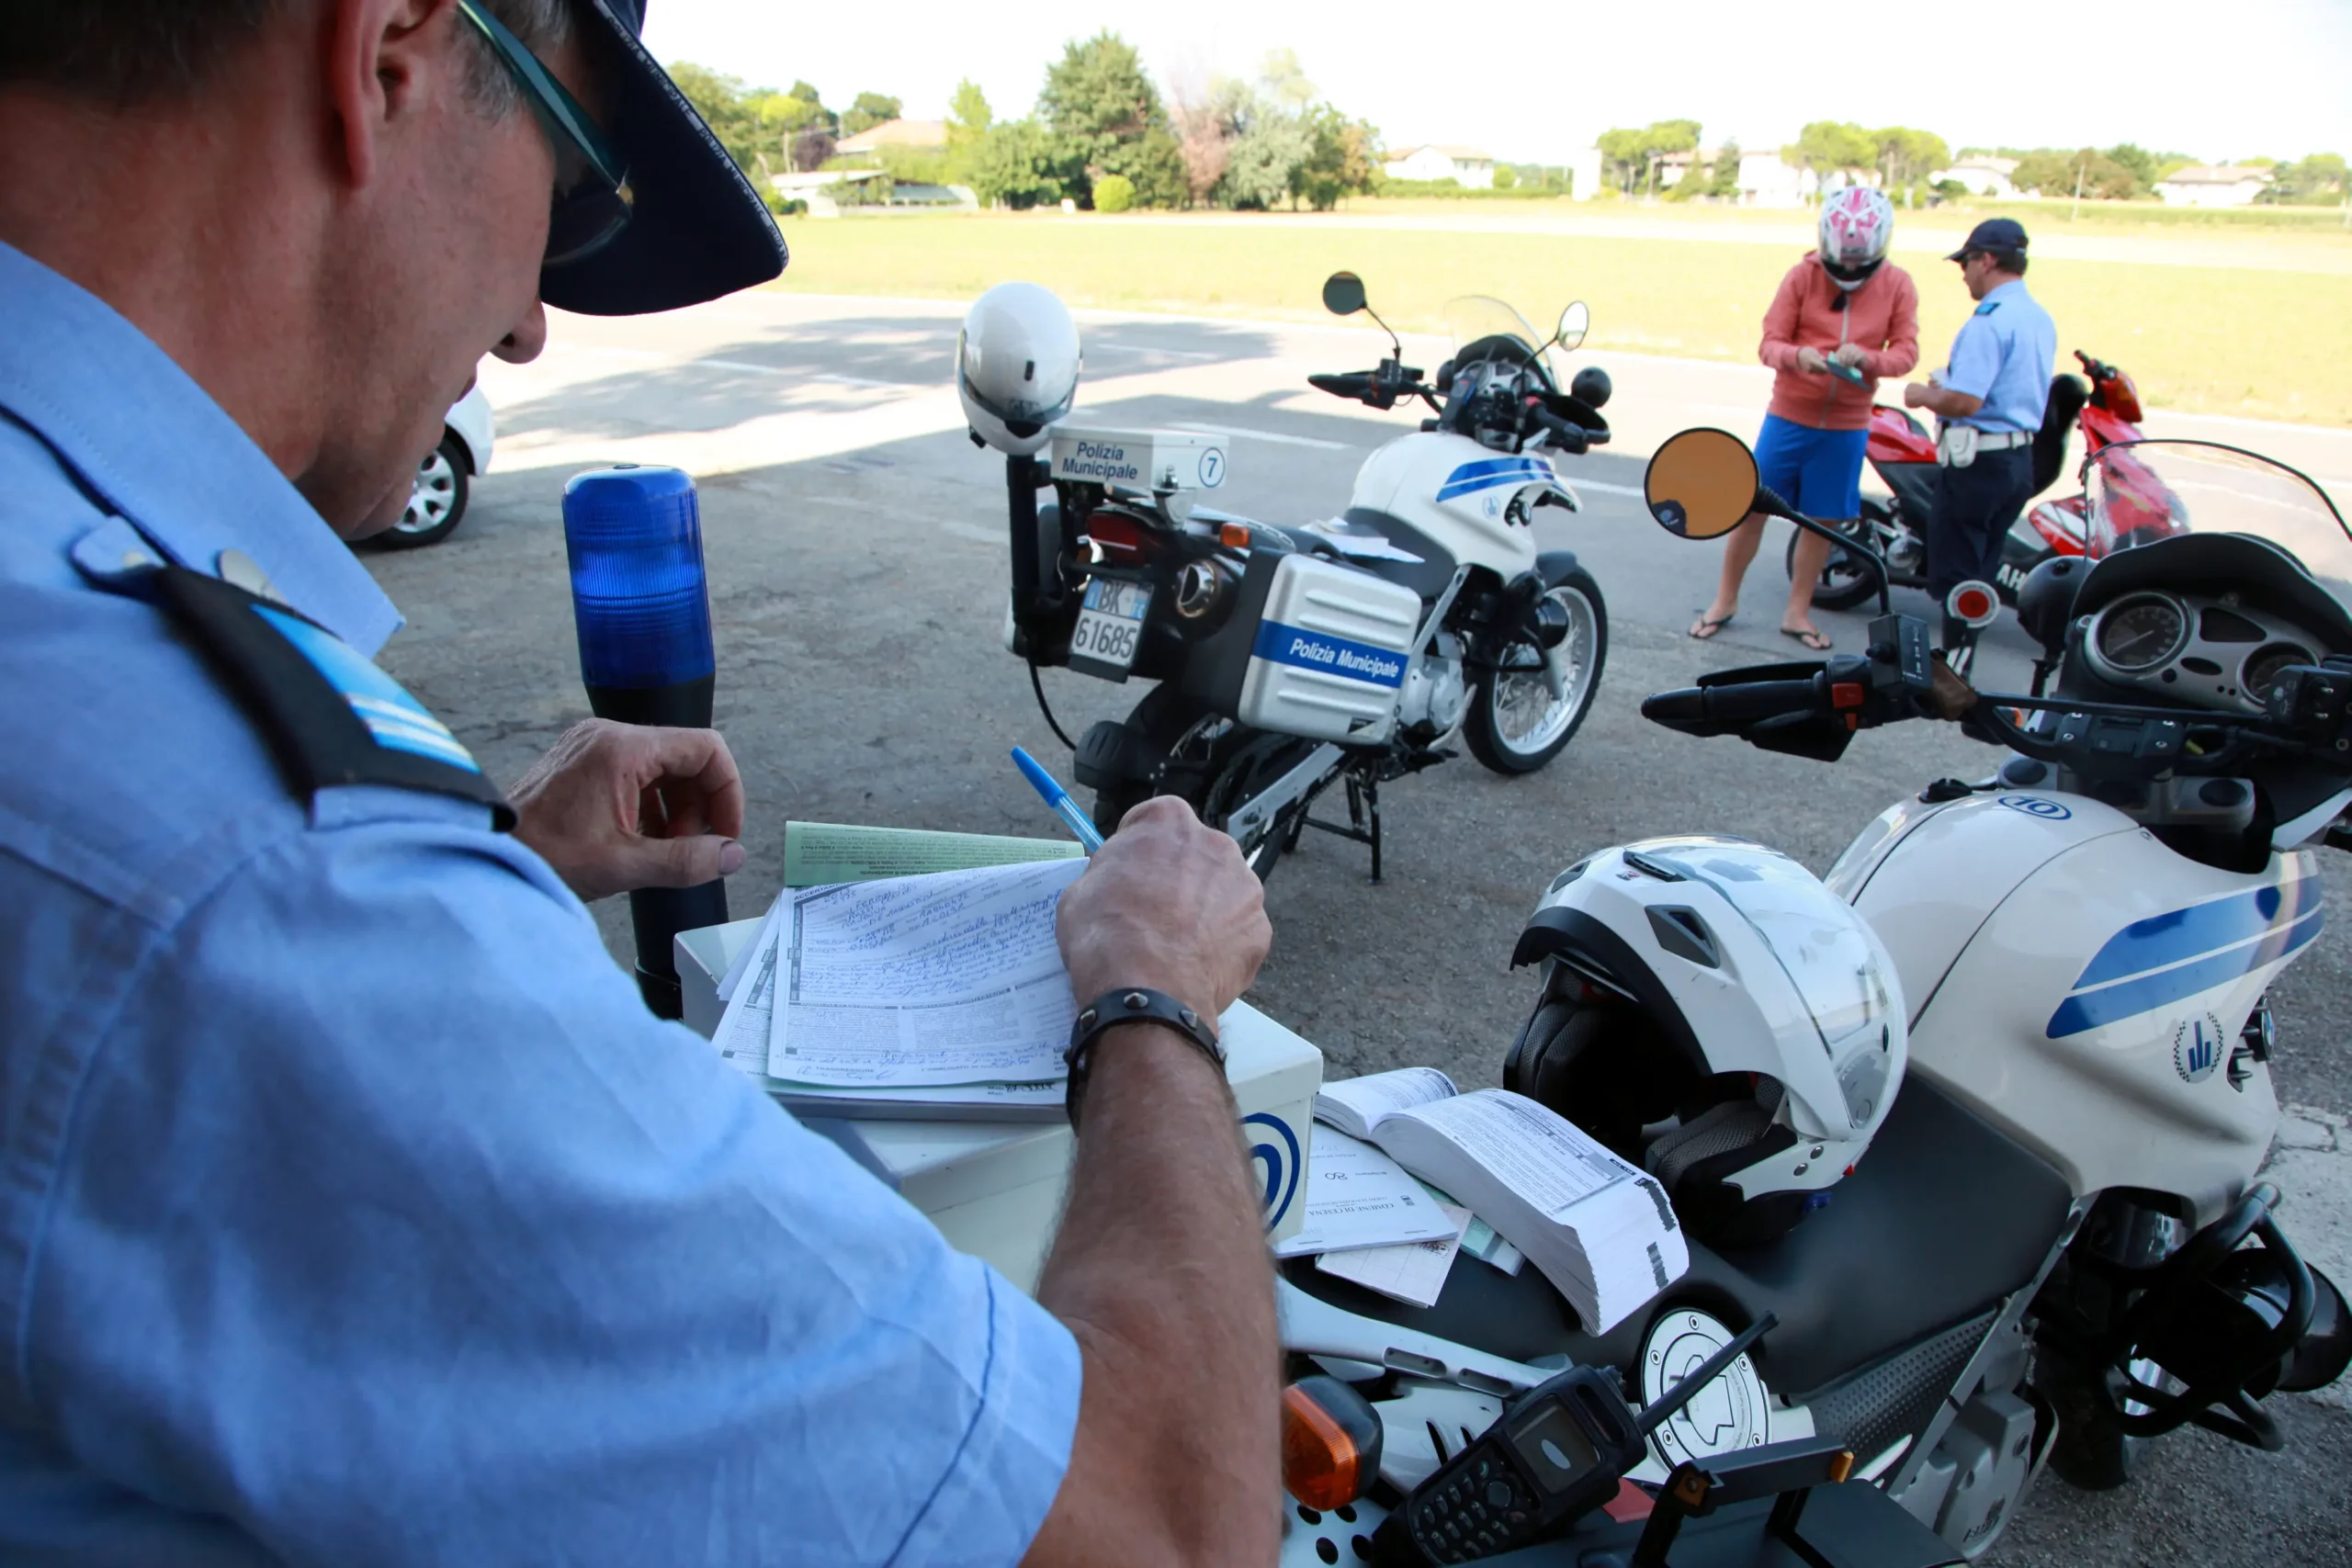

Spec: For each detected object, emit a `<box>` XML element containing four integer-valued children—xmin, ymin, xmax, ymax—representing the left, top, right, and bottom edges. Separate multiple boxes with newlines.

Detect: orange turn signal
<box><xmin>1281</xmin><ymin>1376</ymin><xmax>1380</xmax><ymax>1511</ymax></box>
<box><xmin>1220</xmin><ymin>522</ymin><xmax>1252</xmax><ymax>549</ymax></box>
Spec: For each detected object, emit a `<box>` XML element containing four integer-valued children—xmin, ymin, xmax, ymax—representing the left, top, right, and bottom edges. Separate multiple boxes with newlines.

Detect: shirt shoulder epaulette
<box><xmin>74</xmin><ymin>536</ymin><xmax>514</xmax><ymax>829</ymax></box>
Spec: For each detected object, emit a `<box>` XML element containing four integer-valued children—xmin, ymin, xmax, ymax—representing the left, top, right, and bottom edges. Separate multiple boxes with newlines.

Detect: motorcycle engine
<box><xmin>1395</xmin><ymin>641</ymin><xmax>1468</xmax><ymax>739</ymax></box>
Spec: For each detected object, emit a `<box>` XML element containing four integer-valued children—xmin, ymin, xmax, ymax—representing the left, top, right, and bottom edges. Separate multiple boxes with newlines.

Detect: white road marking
<box><xmin>1566</xmin><ymin>479</ymin><xmax>1645</xmax><ymax>498</ymax></box>
<box><xmin>1170</xmin><ymin>422</ymin><xmax>1353</xmax><ymax>451</ymax></box>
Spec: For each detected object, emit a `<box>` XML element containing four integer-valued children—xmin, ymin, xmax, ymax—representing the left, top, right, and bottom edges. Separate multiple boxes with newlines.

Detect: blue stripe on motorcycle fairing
<box><xmin>1436</xmin><ymin>457</ymin><xmax>1552</xmax><ymax>503</ymax></box>
<box><xmin>2045</xmin><ymin>907</ymin><xmax>2324</xmax><ymax>1038</ymax></box>
<box><xmin>2071</xmin><ymin>875</ymin><xmax>2319</xmax><ymax>989</ymax></box>
<box><xmin>1249</xmin><ymin>619</ymin><xmax>1408</xmax><ymax>688</ymax></box>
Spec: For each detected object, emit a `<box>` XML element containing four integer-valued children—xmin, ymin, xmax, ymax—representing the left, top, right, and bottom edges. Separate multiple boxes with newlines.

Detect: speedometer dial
<box><xmin>2095</xmin><ymin>594</ymin><xmax>2189</xmax><ymax>673</ymax></box>
<box><xmin>2244</xmin><ymin>646</ymin><xmax>2313</xmax><ymax>708</ymax></box>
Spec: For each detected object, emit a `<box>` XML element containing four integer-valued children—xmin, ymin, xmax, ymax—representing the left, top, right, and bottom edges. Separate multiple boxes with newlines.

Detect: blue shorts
<box><xmin>1754</xmin><ymin>413</ymin><xmax>1867</xmax><ymax>522</ymax></box>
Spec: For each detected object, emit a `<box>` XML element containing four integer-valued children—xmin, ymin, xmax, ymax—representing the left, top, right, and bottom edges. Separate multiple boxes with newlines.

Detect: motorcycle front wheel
<box><xmin>1784</xmin><ymin>503</ymin><xmax>1889</xmax><ymax>613</ymax></box>
<box><xmin>1463</xmin><ymin>571</ymin><xmax>1607</xmax><ymax>775</ymax></box>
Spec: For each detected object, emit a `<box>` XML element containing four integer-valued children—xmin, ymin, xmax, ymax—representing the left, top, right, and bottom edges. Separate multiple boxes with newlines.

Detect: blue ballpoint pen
<box><xmin>1012</xmin><ymin>746</ymin><xmax>1105</xmax><ymax>852</ymax></box>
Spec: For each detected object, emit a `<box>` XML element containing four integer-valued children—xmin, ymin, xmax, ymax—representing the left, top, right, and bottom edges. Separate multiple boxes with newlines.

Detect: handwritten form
<box><xmin>715</xmin><ymin>859</ymin><xmax>1087</xmax><ymax>1089</ymax></box>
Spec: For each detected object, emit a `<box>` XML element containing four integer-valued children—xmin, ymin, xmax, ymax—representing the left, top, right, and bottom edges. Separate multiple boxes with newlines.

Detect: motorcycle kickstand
<box><xmin>1300</xmin><ymin>772</ymin><xmax>1384</xmax><ymax>883</ymax></box>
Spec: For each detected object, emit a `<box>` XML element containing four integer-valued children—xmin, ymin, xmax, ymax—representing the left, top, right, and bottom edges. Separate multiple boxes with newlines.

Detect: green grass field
<box><xmin>769</xmin><ymin>211</ymin><xmax>2352</xmax><ymax>427</ymax></box>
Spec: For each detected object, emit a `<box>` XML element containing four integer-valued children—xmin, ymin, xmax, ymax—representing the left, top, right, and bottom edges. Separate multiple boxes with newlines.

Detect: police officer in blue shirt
<box><xmin>0</xmin><ymin>5</ymin><xmax>1279</xmax><ymax>1565</ymax></box>
<box><xmin>1903</xmin><ymin>217</ymin><xmax>2058</xmax><ymax>653</ymax></box>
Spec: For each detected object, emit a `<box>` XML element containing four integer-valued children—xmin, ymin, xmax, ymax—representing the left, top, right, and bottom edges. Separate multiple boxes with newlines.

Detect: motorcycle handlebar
<box><xmin>1642</xmin><ymin>676</ymin><xmax>1826</xmax><ymax>731</ymax></box>
<box><xmin>1308</xmin><ymin>372</ymin><xmax>1379</xmax><ymax>401</ymax></box>
<box><xmin>1527</xmin><ymin>405</ymin><xmax>1596</xmax><ymax>455</ymax></box>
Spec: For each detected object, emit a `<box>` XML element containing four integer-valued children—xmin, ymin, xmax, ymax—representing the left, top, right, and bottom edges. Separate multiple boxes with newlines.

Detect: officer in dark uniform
<box><xmin>1904</xmin><ymin>217</ymin><xmax>2058</xmax><ymax>653</ymax></box>
<box><xmin>0</xmin><ymin>4</ymin><xmax>1277</xmax><ymax>1563</ymax></box>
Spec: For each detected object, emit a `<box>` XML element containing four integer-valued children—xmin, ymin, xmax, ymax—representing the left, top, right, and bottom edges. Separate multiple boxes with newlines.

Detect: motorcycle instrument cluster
<box><xmin>2083</xmin><ymin>590</ymin><xmax>2323</xmax><ymax>715</ymax></box>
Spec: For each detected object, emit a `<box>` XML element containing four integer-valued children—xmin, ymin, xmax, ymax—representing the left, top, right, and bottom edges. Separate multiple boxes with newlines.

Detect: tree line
<box><xmin>1596</xmin><ymin>118</ymin><xmax>2347</xmax><ymax>207</ymax></box>
<box><xmin>673</xmin><ymin>35</ymin><xmax>1384</xmax><ymax>212</ymax></box>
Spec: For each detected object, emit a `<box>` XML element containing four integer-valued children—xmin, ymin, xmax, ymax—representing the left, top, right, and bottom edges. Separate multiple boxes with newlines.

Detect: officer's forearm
<box><xmin>1025</xmin><ymin>1024</ymin><xmax>1278</xmax><ymax>1567</ymax></box>
<box><xmin>1913</xmin><ymin>384</ymin><xmax>1984</xmax><ymax>420</ymax></box>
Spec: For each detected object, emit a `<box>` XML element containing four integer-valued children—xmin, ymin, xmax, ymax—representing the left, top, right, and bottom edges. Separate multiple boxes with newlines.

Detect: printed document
<box><xmin>1315</xmin><ymin>1203</ymin><xmax>1472</xmax><ymax>1308</ymax></box>
<box><xmin>1274</xmin><ymin>1129</ymin><xmax>1463</xmax><ymax>1258</ymax></box>
<box><xmin>764</xmin><ymin>859</ymin><xmax>1085</xmax><ymax>1087</ymax></box>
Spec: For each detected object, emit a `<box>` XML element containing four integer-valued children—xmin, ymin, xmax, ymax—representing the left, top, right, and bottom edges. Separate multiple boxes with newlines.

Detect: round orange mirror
<box><xmin>1644</xmin><ymin>428</ymin><xmax>1759</xmax><ymax>540</ymax></box>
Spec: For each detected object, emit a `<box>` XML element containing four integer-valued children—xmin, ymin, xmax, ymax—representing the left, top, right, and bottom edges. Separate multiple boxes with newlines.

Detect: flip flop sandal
<box><xmin>1689</xmin><ymin>615</ymin><xmax>1735</xmax><ymax>640</ymax></box>
<box><xmin>1781</xmin><ymin>626</ymin><xmax>1832</xmax><ymax>651</ymax></box>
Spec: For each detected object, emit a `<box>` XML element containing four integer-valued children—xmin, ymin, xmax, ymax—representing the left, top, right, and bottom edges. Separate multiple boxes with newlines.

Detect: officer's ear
<box><xmin>322</xmin><ymin>0</ymin><xmax>462</xmax><ymax>192</ymax></box>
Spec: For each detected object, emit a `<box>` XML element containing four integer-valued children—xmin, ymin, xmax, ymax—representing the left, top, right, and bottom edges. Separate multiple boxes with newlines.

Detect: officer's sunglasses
<box><xmin>455</xmin><ymin>0</ymin><xmax>633</xmax><ymax>266</ymax></box>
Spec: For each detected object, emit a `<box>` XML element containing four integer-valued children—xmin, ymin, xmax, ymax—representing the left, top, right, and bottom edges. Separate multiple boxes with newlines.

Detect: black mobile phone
<box><xmin>1374</xmin><ymin>1314</ymin><xmax>1776</xmax><ymax>1565</ymax></box>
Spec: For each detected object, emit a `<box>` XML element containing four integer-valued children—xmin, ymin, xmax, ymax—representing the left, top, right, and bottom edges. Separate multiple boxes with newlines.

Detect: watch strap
<box><xmin>1065</xmin><ymin>987</ymin><xmax>1226</xmax><ymax>1131</ymax></box>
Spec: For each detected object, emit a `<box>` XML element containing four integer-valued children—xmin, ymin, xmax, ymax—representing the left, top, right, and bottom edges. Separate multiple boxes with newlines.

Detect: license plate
<box><xmin>1069</xmin><ymin>578</ymin><xmax>1151</xmax><ymax>678</ymax></box>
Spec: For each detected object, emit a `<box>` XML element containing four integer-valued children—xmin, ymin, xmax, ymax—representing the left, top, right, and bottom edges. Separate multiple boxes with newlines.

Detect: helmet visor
<box><xmin>959</xmin><ymin>361</ymin><xmax>1077</xmax><ymax>439</ymax></box>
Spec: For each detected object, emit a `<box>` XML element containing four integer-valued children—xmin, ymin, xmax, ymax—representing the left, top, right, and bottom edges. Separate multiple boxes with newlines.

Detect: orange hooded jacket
<box><xmin>1759</xmin><ymin>254</ymin><xmax>1920</xmax><ymax>432</ymax></box>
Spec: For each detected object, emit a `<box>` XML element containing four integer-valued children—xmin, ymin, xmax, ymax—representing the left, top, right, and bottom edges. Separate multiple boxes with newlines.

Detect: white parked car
<box><xmin>381</xmin><ymin>385</ymin><xmax>494</xmax><ymax>548</ymax></box>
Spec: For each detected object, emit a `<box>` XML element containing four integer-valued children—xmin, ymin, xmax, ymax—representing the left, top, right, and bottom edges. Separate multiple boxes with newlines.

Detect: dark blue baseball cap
<box><xmin>1946</xmin><ymin>218</ymin><xmax>2029</xmax><ymax>262</ymax></box>
<box><xmin>539</xmin><ymin>0</ymin><xmax>787</xmax><ymax>316</ymax></box>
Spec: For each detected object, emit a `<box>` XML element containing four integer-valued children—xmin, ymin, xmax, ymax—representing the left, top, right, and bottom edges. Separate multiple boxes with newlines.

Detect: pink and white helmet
<box><xmin>1818</xmin><ymin>186</ymin><xmax>1894</xmax><ymax>287</ymax></box>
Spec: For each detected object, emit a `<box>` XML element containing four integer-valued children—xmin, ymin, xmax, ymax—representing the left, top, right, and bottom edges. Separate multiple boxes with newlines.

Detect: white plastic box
<box><xmin>1048</xmin><ymin>425</ymin><xmax>1227</xmax><ymax>493</ymax></box>
<box><xmin>676</xmin><ymin>917</ymin><xmax>1321</xmax><ymax>1294</ymax></box>
<box><xmin>1233</xmin><ymin>553</ymin><xmax>1422</xmax><ymax>745</ymax></box>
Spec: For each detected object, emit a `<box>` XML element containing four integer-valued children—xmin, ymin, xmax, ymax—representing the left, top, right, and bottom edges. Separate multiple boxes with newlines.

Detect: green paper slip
<box><xmin>782</xmin><ymin>820</ymin><xmax>1082</xmax><ymax>886</ymax></box>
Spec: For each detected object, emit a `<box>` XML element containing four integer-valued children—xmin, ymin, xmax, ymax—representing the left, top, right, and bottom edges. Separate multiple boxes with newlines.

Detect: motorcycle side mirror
<box><xmin>1322</xmin><ymin>272</ymin><xmax>1368</xmax><ymax>317</ymax></box>
<box><xmin>1645</xmin><ymin>427</ymin><xmax>1760</xmax><ymax>540</ymax></box>
<box><xmin>1554</xmin><ymin>301</ymin><xmax>1589</xmax><ymax>352</ymax></box>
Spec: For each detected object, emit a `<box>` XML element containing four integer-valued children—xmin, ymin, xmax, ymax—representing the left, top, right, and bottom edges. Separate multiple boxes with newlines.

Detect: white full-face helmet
<box><xmin>1817</xmin><ymin>186</ymin><xmax>1894</xmax><ymax>290</ymax></box>
<box><xmin>957</xmin><ymin>282</ymin><xmax>1081</xmax><ymax>457</ymax></box>
<box><xmin>1504</xmin><ymin>837</ymin><xmax>1907</xmax><ymax>1247</ymax></box>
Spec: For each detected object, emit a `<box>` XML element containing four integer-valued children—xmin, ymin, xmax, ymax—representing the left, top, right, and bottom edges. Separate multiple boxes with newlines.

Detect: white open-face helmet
<box><xmin>1504</xmin><ymin>837</ymin><xmax>1906</xmax><ymax>1247</ymax></box>
<box><xmin>957</xmin><ymin>282</ymin><xmax>1080</xmax><ymax>457</ymax></box>
<box><xmin>1817</xmin><ymin>186</ymin><xmax>1894</xmax><ymax>289</ymax></box>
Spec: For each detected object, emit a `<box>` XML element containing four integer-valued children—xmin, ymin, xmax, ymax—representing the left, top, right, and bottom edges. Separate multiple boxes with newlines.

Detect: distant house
<box><xmin>1653</xmin><ymin>145</ymin><xmax>1735</xmax><ymax>193</ymax></box>
<box><xmin>2154</xmin><ymin>164</ymin><xmax>2272</xmax><ymax>208</ymax></box>
<box><xmin>834</xmin><ymin>118</ymin><xmax>949</xmax><ymax>157</ymax></box>
<box><xmin>1383</xmin><ymin>145</ymin><xmax>1496</xmax><ymax>189</ymax></box>
<box><xmin>1733</xmin><ymin>151</ymin><xmax>1819</xmax><ymax>209</ymax></box>
<box><xmin>1930</xmin><ymin>157</ymin><xmax>2020</xmax><ymax>200</ymax></box>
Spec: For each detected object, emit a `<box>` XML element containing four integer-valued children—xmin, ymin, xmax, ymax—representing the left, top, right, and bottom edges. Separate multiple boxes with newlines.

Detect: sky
<box><xmin>640</xmin><ymin>0</ymin><xmax>2352</xmax><ymax>166</ymax></box>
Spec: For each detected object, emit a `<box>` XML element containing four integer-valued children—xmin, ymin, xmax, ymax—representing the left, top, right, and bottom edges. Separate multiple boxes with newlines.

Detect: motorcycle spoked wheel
<box><xmin>1094</xmin><ymin>703</ymin><xmax>1321</xmax><ymax>882</ymax></box>
<box><xmin>1462</xmin><ymin>570</ymin><xmax>1607</xmax><ymax>776</ymax></box>
<box><xmin>1785</xmin><ymin>502</ymin><xmax>1893</xmax><ymax>614</ymax></box>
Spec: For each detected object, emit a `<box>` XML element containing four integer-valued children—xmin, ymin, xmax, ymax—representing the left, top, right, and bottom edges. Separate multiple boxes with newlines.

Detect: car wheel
<box><xmin>379</xmin><ymin>433</ymin><xmax>469</xmax><ymax>549</ymax></box>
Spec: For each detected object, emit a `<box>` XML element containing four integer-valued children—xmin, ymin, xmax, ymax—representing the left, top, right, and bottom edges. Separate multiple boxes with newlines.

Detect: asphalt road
<box><xmin>369</xmin><ymin>293</ymin><xmax>2350</xmax><ymax>1565</ymax></box>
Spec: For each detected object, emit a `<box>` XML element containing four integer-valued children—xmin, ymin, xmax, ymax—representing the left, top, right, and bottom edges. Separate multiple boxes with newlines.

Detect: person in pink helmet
<box><xmin>1690</xmin><ymin>185</ymin><xmax>1918</xmax><ymax>650</ymax></box>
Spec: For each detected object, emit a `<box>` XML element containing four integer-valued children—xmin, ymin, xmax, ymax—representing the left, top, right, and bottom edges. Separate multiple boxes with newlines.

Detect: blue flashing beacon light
<box><xmin>562</xmin><ymin>464</ymin><xmax>729</xmax><ymax>1018</ymax></box>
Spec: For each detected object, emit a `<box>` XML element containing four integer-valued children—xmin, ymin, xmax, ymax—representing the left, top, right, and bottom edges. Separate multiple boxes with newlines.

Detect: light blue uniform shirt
<box><xmin>1940</xmin><ymin>278</ymin><xmax>2058</xmax><ymax>434</ymax></box>
<box><xmin>0</xmin><ymin>240</ymin><xmax>1079</xmax><ymax>1567</ymax></box>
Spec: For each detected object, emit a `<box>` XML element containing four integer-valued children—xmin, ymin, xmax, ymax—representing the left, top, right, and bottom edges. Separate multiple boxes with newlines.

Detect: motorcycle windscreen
<box><xmin>2086</xmin><ymin>441</ymin><xmax>2352</xmax><ymax>610</ymax></box>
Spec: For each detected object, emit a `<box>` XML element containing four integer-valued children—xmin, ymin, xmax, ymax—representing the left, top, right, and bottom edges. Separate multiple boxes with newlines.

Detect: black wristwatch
<box><xmin>1064</xmin><ymin>987</ymin><xmax>1226</xmax><ymax>1131</ymax></box>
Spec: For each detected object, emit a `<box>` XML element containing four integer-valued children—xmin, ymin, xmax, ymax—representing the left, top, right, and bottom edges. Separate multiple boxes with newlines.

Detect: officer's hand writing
<box><xmin>1833</xmin><ymin>344</ymin><xmax>1868</xmax><ymax>369</ymax></box>
<box><xmin>509</xmin><ymin>720</ymin><xmax>747</xmax><ymax>902</ymax></box>
<box><xmin>1903</xmin><ymin>381</ymin><xmax>1932</xmax><ymax>408</ymax></box>
<box><xmin>1795</xmin><ymin>345</ymin><xmax>1830</xmax><ymax>375</ymax></box>
<box><xmin>1056</xmin><ymin>795</ymin><xmax>1271</xmax><ymax>1029</ymax></box>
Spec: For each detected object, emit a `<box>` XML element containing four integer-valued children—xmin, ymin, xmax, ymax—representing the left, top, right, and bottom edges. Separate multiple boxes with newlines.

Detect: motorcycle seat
<box><xmin>1281</xmin><ymin>1076</ymin><xmax>2073</xmax><ymax>1402</ymax></box>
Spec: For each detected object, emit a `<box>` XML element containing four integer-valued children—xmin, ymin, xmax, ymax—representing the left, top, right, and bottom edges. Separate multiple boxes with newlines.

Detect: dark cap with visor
<box><xmin>539</xmin><ymin>0</ymin><xmax>786</xmax><ymax>316</ymax></box>
<box><xmin>1946</xmin><ymin>218</ymin><xmax>2029</xmax><ymax>262</ymax></box>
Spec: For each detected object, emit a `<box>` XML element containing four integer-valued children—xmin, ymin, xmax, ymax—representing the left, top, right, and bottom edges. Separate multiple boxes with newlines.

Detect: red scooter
<box><xmin>1789</xmin><ymin>350</ymin><xmax>2145</xmax><ymax>611</ymax></box>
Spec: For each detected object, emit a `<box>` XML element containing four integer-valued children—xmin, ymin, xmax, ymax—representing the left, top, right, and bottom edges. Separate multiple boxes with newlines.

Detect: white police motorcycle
<box><xmin>1272</xmin><ymin>434</ymin><xmax>2351</xmax><ymax>1565</ymax></box>
<box><xmin>958</xmin><ymin>274</ymin><xmax>1612</xmax><ymax>879</ymax></box>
